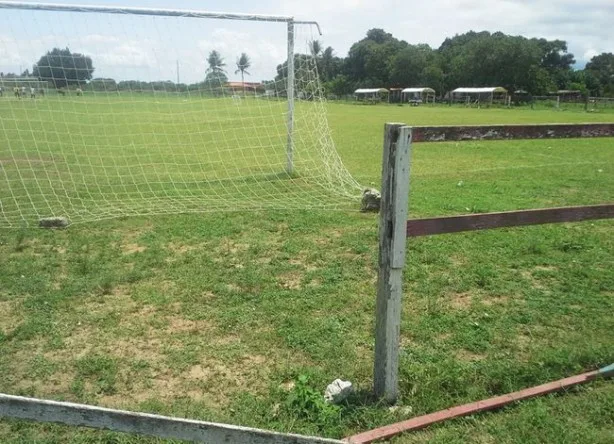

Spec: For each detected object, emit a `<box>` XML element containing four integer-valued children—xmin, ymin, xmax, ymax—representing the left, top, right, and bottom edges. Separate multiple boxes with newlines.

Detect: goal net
<box><xmin>0</xmin><ymin>2</ymin><xmax>362</xmax><ymax>227</ymax></box>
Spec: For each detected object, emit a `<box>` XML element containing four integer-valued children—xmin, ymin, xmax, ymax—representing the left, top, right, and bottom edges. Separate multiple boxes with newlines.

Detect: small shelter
<box><xmin>354</xmin><ymin>88</ymin><xmax>389</xmax><ymax>103</ymax></box>
<box><xmin>451</xmin><ymin>87</ymin><xmax>507</xmax><ymax>105</ymax></box>
<box><xmin>401</xmin><ymin>87</ymin><xmax>436</xmax><ymax>105</ymax></box>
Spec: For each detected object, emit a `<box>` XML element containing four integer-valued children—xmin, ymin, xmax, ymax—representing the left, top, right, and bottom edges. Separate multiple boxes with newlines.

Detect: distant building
<box><xmin>225</xmin><ymin>82</ymin><xmax>265</xmax><ymax>93</ymax></box>
<box><xmin>354</xmin><ymin>88</ymin><xmax>389</xmax><ymax>102</ymax></box>
<box><xmin>401</xmin><ymin>87</ymin><xmax>436</xmax><ymax>105</ymax></box>
<box><xmin>451</xmin><ymin>87</ymin><xmax>508</xmax><ymax>105</ymax></box>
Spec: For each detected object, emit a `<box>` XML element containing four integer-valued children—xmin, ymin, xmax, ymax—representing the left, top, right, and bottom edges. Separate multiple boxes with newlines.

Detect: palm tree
<box><xmin>235</xmin><ymin>53</ymin><xmax>251</xmax><ymax>85</ymax></box>
<box><xmin>206</xmin><ymin>50</ymin><xmax>226</xmax><ymax>74</ymax></box>
<box><xmin>321</xmin><ymin>46</ymin><xmax>335</xmax><ymax>81</ymax></box>
<box><xmin>309</xmin><ymin>40</ymin><xmax>322</xmax><ymax>58</ymax></box>
<box><xmin>310</xmin><ymin>40</ymin><xmax>323</xmax><ymax>75</ymax></box>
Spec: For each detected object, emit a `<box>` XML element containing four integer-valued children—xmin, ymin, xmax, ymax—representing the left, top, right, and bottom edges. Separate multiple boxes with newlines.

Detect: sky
<box><xmin>0</xmin><ymin>0</ymin><xmax>612</xmax><ymax>84</ymax></box>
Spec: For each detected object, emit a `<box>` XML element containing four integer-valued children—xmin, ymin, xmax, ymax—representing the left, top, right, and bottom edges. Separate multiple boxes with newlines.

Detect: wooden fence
<box><xmin>0</xmin><ymin>394</ymin><xmax>343</xmax><ymax>444</ymax></box>
<box><xmin>2</xmin><ymin>122</ymin><xmax>613</xmax><ymax>441</ymax></box>
<box><xmin>374</xmin><ymin>122</ymin><xmax>614</xmax><ymax>401</ymax></box>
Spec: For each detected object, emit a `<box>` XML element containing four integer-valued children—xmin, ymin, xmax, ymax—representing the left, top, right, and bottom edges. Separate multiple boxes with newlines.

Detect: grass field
<box><xmin>0</xmin><ymin>95</ymin><xmax>361</xmax><ymax>227</ymax></box>
<box><xmin>1</xmin><ymin>100</ymin><xmax>613</xmax><ymax>443</ymax></box>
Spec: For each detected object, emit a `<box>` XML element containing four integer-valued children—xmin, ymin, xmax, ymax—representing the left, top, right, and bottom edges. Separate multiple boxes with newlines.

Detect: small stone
<box><xmin>324</xmin><ymin>379</ymin><xmax>354</xmax><ymax>404</ymax></box>
<box><xmin>361</xmin><ymin>188</ymin><xmax>381</xmax><ymax>212</ymax></box>
<box><xmin>39</xmin><ymin>217</ymin><xmax>70</xmax><ymax>229</ymax></box>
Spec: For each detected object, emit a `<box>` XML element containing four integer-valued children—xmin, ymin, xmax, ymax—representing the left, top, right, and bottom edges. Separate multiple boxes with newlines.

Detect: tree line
<box><xmin>305</xmin><ymin>29</ymin><xmax>614</xmax><ymax>98</ymax></box>
<box><xmin>6</xmin><ymin>30</ymin><xmax>613</xmax><ymax>98</ymax></box>
<box><xmin>2</xmin><ymin>47</ymin><xmax>253</xmax><ymax>92</ymax></box>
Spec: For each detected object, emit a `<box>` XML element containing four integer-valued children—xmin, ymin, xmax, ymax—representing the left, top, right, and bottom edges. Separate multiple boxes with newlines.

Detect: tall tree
<box><xmin>586</xmin><ymin>52</ymin><xmax>614</xmax><ymax>96</ymax></box>
<box><xmin>309</xmin><ymin>40</ymin><xmax>322</xmax><ymax>58</ymax></box>
<box><xmin>389</xmin><ymin>44</ymin><xmax>434</xmax><ymax>87</ymax></box>
<box><xmin>438</xmin><ymin>31</ymin><xmax>548</xmax><ymax>93</ymax></box>
<box><xmin>345</xmin><ymin>29</ymin><xmax>408</xmax><ymax>86</ymax></box>
<box><xmin>320</xmin><ymin>46</ymin><xmax>343</xmax><ymax>82</ymax></box>
<box><xmin>206</xmin><ymin>50</ymin><xmax>226</xmax><ymax>75</ymax></box>
<box><xmin>235</xmin><ymin>53</ymin><xmax>251</xmax><ymax>84</ymax></box>
<box><xmin>533</xmin><ymin>39</ymin><xmax>575</xmax><ymax>87</ymax></box>
<box><xmin>205</xmin><ymin>50</ymin><xmax>227</xmax><ymax>86</ymax></box>
<box><xmin>33</xmin><ymin>47</ymin><xmax>94</xmax><ymax>88</ymax></box>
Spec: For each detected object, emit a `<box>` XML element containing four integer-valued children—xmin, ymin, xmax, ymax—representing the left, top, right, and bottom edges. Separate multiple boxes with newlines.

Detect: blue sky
<box><xmin>1</xmin><ymin>0</ymin><xmax>612</xmax><ymax>83</ymax></box>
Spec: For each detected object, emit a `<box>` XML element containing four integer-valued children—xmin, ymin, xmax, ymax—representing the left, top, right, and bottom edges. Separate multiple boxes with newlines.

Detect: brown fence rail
<box><xmin>407</xmin><ymin>204</ymin><xmax>614</xmax><ymax>237</ymax></box>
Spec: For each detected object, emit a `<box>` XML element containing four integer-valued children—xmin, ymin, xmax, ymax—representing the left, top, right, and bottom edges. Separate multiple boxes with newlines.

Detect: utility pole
<box><xmin>176</xmin><ymin>60</ymin><xmax>180</xmax><ymax>85</ymax></box>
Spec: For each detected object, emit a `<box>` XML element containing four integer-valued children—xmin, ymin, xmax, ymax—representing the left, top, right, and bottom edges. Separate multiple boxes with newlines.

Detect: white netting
<box><xmin>0</xmin><ymin>4</ymin><xmax>362</xmax><ymax>227</ymax></box>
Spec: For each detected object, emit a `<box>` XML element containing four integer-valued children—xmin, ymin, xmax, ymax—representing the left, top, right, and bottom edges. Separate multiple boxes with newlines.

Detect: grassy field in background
<box><xmin>1</xmin><ymin>101</ymin><xmax>613</xmax><ymax>443</ymax></box>
<box><xmin>0</xmin><ymin>95</ymin><xmax>358</xmax><ymax>226</ymax></box>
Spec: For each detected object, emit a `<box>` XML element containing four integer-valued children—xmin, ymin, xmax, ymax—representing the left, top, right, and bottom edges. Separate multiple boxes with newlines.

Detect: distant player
<box><xmin>30</xmin><ymin>87</ymin><xmax>36</xmax><ymax>99</ymax></box>
<box><xmin>0</xmin><ymin>86</ymin><xmax>3</xmax><ymax>97</ymax></box>
<box><xmin>21</xmin><ymin>86</ymin><xmax>26</xmax><ymax>97</ymax></box>
<box><xmin>14</xmin><ymin>86</ymin><xmax>20</xmax><ymax>98</ymax></box>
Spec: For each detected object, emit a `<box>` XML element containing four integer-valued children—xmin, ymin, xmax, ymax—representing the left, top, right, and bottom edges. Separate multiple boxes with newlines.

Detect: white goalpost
<box><xmin>0</xmin><ymin>1</ymin><xmax>361</xmax><ymax>227</ymax></box>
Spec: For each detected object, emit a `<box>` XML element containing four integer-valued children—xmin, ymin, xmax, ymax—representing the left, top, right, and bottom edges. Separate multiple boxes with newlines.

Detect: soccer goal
<box><xmin>0</xmin><ymin>2</ymin><xmax>361</xmax><ymax>227</ymax></box>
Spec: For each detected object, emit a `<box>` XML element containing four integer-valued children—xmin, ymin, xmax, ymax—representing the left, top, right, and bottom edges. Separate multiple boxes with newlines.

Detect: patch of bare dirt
<box><xmin>522</xmin><ymin>270</ymin><xmax>550</xmax><ymax>290</ymax></box>
<box><xmin>449</xmin><ymin>254</ymin><xmax>466</xmax><ymax>267</ymax></box>
<box><xmin>448</xmin><ymin>292</ymin><xmax>473</xmax><ymax>309</ymax></box>
<box><xmin>533</xmin><ymin>265</ymin><xmax>557</xmax><ymax>272</ymax></box>
<box><xmin>313</xmin><ymin>228</ymin><xmax>344</xmax><ymax>246</ymax></box>
<box><xmin>480</xmin><ymin>294</ymin><xmax>510</xmax><ymax>306</ymax></box>
<box><xmin>12</xmin><ymin>371</ymin><xmax>74</xmax><ymax>397</ymax></box>
<box><xmin>215</xmin><ymin>239</ymin><xmax>249</xmax><ymax>256</ymax></box>
<box><xmin>122</xmin><ymin>243</ymin><xmax>147</xmax><ymax>254</ymax></box>
<box><xmin>436</xmin><ymin>332</ymin><xmax>452</xmax><ymax>341</ymax></box>
<box><xmin>256</xmin><ymin>256</ymin><xmax>272</xmax><ymax>265</ymax></box>
<box><xmin>289</xmin><ymin>253</ymin><xmax>319</xmax><ymax>272</ymax></box>
<box><xmin>166</xmin><ymin>242</ymin><xmax>204</xmax><ymax>254</ymax></box>
<box><xmin>0</xmin><ymin>300</ymin><xmax>22</xmax><ymax>336</ymax></box>
<box><xmin>456</xmin><ymin>349</ymin><xmax>486</xmax><ymax>362</ymax></box>
<box><xmin>165</xmin><ymin>317</ymin><xmax>211</xmax><ymax>334</ymax></box>
<box><xmin>4</xmin><ymin>277</ymin><xmax>313</xmax><ymax>412</ymax></box>
<box><xmin>226</xmin><ymin>283</ymin><xmax>242</xmax><ymax>292</ymax></box>
<box><xmin>278</xmin><ymin>271</ymin><xmax>303</xmax><ymax>290</ymax></box>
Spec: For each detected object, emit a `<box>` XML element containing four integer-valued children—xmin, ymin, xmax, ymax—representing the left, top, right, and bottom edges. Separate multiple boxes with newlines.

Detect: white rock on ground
<box><xmin>324</xmin><ymin>379</ymin><xmax>354</xmax><ymax>404</ymax></box>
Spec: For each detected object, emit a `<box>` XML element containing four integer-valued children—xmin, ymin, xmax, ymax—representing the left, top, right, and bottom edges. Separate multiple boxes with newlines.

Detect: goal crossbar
<box><xmin>0</xmin><ymin>2</ymin><xmax>323</xmax><ymax>33</ymax></box>
<box><xmin>0</xmin><ymin>1</ymin><xmax>290</xmax><ymax>22</ymax></box>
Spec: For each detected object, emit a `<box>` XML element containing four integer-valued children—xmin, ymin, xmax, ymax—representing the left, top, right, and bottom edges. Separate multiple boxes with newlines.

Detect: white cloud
<box><xmin>277</xmin><ymin>0</ymin><xmax>614</xmax><ymax>65</ymax></box>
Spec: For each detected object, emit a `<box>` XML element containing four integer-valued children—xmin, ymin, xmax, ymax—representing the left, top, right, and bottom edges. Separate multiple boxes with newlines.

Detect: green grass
<box><xmin>0</xmin><ymin>100</ymin><xmax>613</xmax><ymax>442</ymax></box>
<box><xmin>0</xmin><ymin>95</ymin><xmax>359</xmax><ymax>226</ymax></box>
